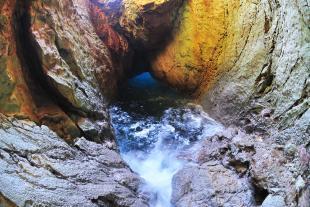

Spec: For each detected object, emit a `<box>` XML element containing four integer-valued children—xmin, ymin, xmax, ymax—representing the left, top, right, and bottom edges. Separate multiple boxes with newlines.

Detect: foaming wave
<box><xmin>110</xmin><ymin>103</ymin><xmax>223</xmax><ymax>207</ymax></box>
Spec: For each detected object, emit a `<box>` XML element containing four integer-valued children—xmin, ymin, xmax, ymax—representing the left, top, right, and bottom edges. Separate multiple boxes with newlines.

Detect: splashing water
<box><xmin>109</xmin><ymin>73</ymin><xmax>223</xmax><ymax>207</ymax></box>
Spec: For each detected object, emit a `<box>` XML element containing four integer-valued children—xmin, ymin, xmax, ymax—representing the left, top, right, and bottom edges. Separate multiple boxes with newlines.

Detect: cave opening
<box><xmin>100</xmin><ymin>2</ymin><xmax>210</xmax><ymax>204</ymax></box>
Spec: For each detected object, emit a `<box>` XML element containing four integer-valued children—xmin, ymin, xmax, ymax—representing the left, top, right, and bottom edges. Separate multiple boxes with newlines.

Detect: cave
<box><xmin>0</xmin><ymin>0</ymin><xmax>308</xmax><ymax>207</ymax></box>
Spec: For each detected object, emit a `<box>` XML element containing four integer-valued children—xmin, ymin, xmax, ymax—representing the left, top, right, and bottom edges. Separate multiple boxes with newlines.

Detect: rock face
<box><xmin>172</xmin><ymin>163</ymin><xmax>253</xmax><ymax>207</ymax></box>
<box><xmin>1</xmin><ymin>0</ymin><xmax>80</xmax><ymax>143</ymax></box>
<box><xmin>0</xmin><ymin>115</ymin><xmax>148</xmax><ymax>207</ymax></box>
<box><xmin>1</xmin><ymin>0</ymin><xmax>148</xmax><ymax>206</ymax></box>
<box><xmin>0</xmin><ymin>0</ymin><xmax>37</xmax><ymax>120</ymax></box>
<box><xmin>91</xmin><ymin>0</ymin><xmax>184</xmax><ymax>75</ymax></box>
<box><xmin>23</xmin><ymin>0</ymin><xmax>121</xmax><ymax>142</ymax></box>
<box><xmin>151</xmin><ymin>3</ymin><xmax>309</xmax><ymax>205</ymax></box>
<box><xmin>198</xmin><ymin>0</ymin><xmax>309</xmax><ymax>141</ymax></box>
<box><xmin>151</xmin><ymin>0</ymin><xmax>309</xmax><ymax>139</ymax></box>
<box><xmin>0</xmin><ymin>0</ymin><xmax>128</xmax><ymax>142</ymax></box>
<box><xmin>92</xmin><ymin>0</ymin><xmax>183</xmax><ymax>50</ymax></box>
<box><xmin>172</xmin><ymin>127</ymin><xmax>310</xmax><ymax>207</ymax></box>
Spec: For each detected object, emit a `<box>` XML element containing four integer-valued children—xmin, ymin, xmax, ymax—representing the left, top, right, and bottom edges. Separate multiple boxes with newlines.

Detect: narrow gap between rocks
<box><xmin>14</xmin><ymin>0</ymin><xmax>82</xmax><ymax>115</ymax></box>
<box><xmin>252</xmin><ymin>181</ymin><xmax>269</xmax><ymax>205</ymax></box>
<box><xmin>13</xmin><ymin>0</ymin><xmax>87</xmax><ymax>140</ymax></box>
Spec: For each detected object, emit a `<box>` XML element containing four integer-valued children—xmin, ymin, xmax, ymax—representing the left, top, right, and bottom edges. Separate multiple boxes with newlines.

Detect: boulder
<box><xmin>171</xmin><ymin>163</ymin><xmax>254</xmax><ymax>207</ymax></box>
<box><xmin>0</xmin><ymin>115</ymin><xmax>148</xmax><ymax>207</ymax></box>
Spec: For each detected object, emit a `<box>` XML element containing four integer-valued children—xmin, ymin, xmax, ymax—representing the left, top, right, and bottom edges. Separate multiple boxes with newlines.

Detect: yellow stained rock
<box><xmin>151</xmin><ymin>0</ymin><xmax>244</xmax><ymax>92</ymax></box>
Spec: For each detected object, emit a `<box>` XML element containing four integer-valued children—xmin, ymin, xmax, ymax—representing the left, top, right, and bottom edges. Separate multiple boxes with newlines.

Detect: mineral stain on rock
<box><xmin>0</xmin><ymin>0</ymin><xmax>309</xmax><ymax>207</ymax></box>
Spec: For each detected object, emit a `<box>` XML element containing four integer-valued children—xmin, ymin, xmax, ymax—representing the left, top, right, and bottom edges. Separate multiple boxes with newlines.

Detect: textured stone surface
<box><xmin>199</xmin><ymin>0</ymin><xmax>310</xmax><ymax>141</ymax></box>
<box><xmin>0</xmin><ymin>0</ymin><xmax>129</xmax><ymax>142</ymax></box>
<box><xmin>93</xmin><ymin>0</ymin><xmax>183</xmax><ymax>50</ymax></box>
<box><xmin>0</xmin><ymin>115</ymin><xmax>148</xmax><ymax>207</ymax></box>
<box><xmin>261</xmin><ymin>195</ymin><xmax>286</xmax><ymax>207</ymax></box>
<box><xmin>172</xmin><ymin>128</ymin><xmax>310</xmax><ymax>207</ymax></box>
<box><xmin>152</xmin><ymin>0</ymin><xmax>237</xmax><ymax>91</ymax></box>
<box><xmin>28</xmin><ymin>0</ymin><xmax>119</xmax><ymax>105</ymax></box>
<box><xmin>151</xmin><ymin>0</ymin><xmax>309</xmax><ymax>141</ymax></box>
<box><xmin>1</xmin><ymin>0</ymin><xmax>83</xmax><ymax>142</ymax></box>
<box><xmin>0</xmin><ymin>0</ymin><xmax>308</xmax><ymax>206</ymax></box>
<box><xmin>89</xmin><ymin>0</ymin><xmax>132</xmax><ymax>77</ymax></box>
<box><xmin>0</xmin><ymin>0</ymin><xmax>37</xmax><ymax>119</ymax></box>
<box><xmin>172</xmin><ymin>163</ymin><xmax>253</xmax><ymax>207</ymax></box>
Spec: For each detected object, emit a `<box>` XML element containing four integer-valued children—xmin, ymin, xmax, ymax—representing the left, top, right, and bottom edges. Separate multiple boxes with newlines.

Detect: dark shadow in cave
<box><xmin>252</xmin><ymin>180</ymin><xmax>269</xmax><ymax>205</ymax></box>
<box><xmin>90</xmin><ymin>0</ymin><xmax>185</xmax><ymax>80</ymax></box>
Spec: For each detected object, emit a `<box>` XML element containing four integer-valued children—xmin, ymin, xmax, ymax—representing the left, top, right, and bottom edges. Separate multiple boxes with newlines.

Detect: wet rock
<box><xmin>0</xmin><ymin>115</ymin><xmax>148</xmax><ymax>207</ymax></box>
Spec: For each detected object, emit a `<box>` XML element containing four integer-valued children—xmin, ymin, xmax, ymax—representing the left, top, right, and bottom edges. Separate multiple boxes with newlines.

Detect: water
<box><xmin>109</xmin><ymin>72</ymin><xmax>223</xmax><ymax>207</ymax></box>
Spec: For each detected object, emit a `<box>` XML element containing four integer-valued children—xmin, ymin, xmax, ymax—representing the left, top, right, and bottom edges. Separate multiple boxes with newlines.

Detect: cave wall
<box><xmin>151</xmin><ymin>0</ymin><xmax>309</xmax><ymax>144</ymax></box>
<box><xmin>201</xmin><ymin>0</ymin><xmax>309</xmax><ymax>144</ymax></box>
<box><xmin>0</xmin><ymin>0</ymin><xmax>132</xmax><ymax>142</ymax></box>
<box><xmin>0</xmin><ymin>0</ymin><xmax>37</xmax><ymax>119</ymax></box>
<box><xmin>0</xmin><ymin>1</ymin><xmax>149</xmax><ymax>206</ymax></box>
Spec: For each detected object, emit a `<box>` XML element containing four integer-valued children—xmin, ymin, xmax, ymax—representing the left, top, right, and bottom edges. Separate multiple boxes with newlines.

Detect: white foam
<box><xmin>111</xmin><ymin>103</ymin><xmax>224</xmax><ymax>207</ymax></box>
<box><xmin>122</xmin><ymin>138</ymin><xmax>182</xmax><ymax>207</ymax></box>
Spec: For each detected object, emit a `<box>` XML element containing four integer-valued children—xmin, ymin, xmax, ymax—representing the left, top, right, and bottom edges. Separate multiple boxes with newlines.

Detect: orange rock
<box><xmin>0</xmin><ymin>0</ymin><xmax>37</xmax><ymax>120</ymax></box>
<box><xmin>151</xmin><ymin>0</ymin><xmax>239</xmax><ymax>93</ymax></box>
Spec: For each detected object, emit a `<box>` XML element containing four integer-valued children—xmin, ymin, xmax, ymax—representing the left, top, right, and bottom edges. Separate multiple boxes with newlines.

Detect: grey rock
<box><xmin>295</xmin><ymin>176</ymin><xmax>306</xmax><ymax>193</ymax></box>
<box><xmin>201</xmin><ymin>0</ymin><xmax>310</xmax><ymax>145</ymax></box>
<box><xmin>298</xmin><ymin>186</ymin><xmax>310</xmax><ymax>207</ymax></box>
<box><xmin>261</xmin><ymin>195</ymin><xmax>286</xmax><ymax>207</ymax></box>
<box><xmin>284</xmin><ymin>143</ymin><xmax>297</xmax><ymax>157</ymax></box>
<box><xmin>0</xmin><ymin>115</ymin><xmax>148</xmax><ymax>207</ymax></box>
<box><xmin>171</xmin><ymin>163</ymin><xmax>254</xmax><ymax>207</ymax></box>
<box><xmin>173</xmin><ymin>127</ymin><xmax>309</xmax><ymax>207</ymax></box>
